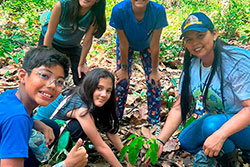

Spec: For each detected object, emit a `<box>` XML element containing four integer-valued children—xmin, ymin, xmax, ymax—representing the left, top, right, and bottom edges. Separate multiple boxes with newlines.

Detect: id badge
<box><xmin>194</xmin><ymin>99</ymin><xmax>204</xmax><ymax>115</ymax></box>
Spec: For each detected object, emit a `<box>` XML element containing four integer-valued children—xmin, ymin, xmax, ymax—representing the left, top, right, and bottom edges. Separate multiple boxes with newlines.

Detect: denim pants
<box><xmin>178</xmin><ymin>114</ymin><xmax>250</xmax><ymax>154</ymax></box>
<box><xmin>115</xmin><ymin>45</ymin><xmax>161</xmax><ymax>124</ymax></box>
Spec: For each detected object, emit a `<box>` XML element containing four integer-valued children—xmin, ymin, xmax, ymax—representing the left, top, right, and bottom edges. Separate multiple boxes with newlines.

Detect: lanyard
<box><xmin>199</xmin><ymin>60</ymin><xmax>212</xmax><ymax>101</ymax></box>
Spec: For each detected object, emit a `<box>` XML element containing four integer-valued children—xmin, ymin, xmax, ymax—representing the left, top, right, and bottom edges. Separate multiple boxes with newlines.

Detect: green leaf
<box><xmin>55</xmin><ymin>120</ymin><xmax>67</xmax><ymax>127</ymax></box>
<box><xmin>128</xmin><ymin>149</ymin><xmax>138</xmax><ymax>165</ymax></box>
<box><xmin>150</xmin><ymin>149</ymin><xmax>158</xmax><ymax>165</ymax></box>
<box><xmin>171</xmin><ymin>78</ymin><xmax>178</xmax><ymax>88</ymax></box>
<box><xmin>135</xmin><ymin>138</ymin><xmax>145</xmax><ymax>151</ymax></box>
<box><xmin>163</xmin><ymin>90</ymin><xmax>169</xmax><ymax>99</ymax></box>
<box><xmin>126</xmin><ymin>134</ymin><xmax>136</xmax><ymax>141</ymax></box>
<box><xmin>140</xmin><ymin>90</ymin><xmax>146</xmax><ymax>97</ymax></box>
<box><xmin>57</xmin><ymin>131</ymin><xmax>70</xmax><ymax>152</ymax></box>
<box><xmin>182</xmin><ymin>116</ymin><xmax>195</xmax><ymax>130</ymax></box>
<box><xmin>119</xmin><ymin>145</ymin><xmax>129</xmax><ymax>161</ymax></box>
<box><xmin>129</xmin><ymin>138</ymin><xmax>138</xmax><ymax>148</ymax></box>
<box><xmin>5</xmin><ymin>71</ymin><xmax>10</xmax><ymax>76</ymax></box>
<box><xmin>145</xmin><ymin>149</ymin><xmax>151</xmax><ymax>162</ymax></box>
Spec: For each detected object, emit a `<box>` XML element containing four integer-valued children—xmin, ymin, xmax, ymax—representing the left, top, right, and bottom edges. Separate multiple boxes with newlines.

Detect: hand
<box><xmin>78</xmin><ymin>63</ymin><xmax>89</xmax><ymax>78</ymax></box>
<box><xmin>41</xmin><ymin>125</ymin><xmax>55</xmax><ymax>147</ymax></box>
<box><xmin>149</xmin><ymin>70</ymin><xmax>161</xmax><ymax>88</ymax></box>
<box><xmin>64</xmin><ymin>138</ymin><xmax>88</xmax><ymax>167</ymax></box>
<box><xmin>142</xmin><ymin>142</ymin><xmax>163</xmax><ymax>166</ymax></box>
<box><xmin>116</xmin><ymin>69</ymin><xmax>129</xmax><ymax>84</ymax></box>
<box><xmin>33</xmin><ymin>120</ymin><xmax>55</xmax><ymax>146</ymax></box>
<box><xmin>202</xmin><ymin>130</ymin><xmax>227</xmax><ymax>157</ymax></box>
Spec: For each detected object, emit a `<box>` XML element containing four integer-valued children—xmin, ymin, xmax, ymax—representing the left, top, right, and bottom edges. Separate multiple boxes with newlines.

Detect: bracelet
<box><xmin>121</xmin><ymin>64</ymin><xmax>128</xmax><ymax>70</ymax></box>
<box><xmin>53</xmin><ymin>161</ymin><xmax>66</xmax><ymax>167</ymax></box>
<box><xmin>157</xmin><ymin>138</ymin><xmax>165</xmax><ymax>145</ymax></box>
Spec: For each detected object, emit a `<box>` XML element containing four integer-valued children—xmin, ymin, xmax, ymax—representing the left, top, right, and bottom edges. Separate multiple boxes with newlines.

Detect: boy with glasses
<box><xmin>0</xmin><ymin>46</ymin><xmax>88</xmax><ymax>167</ymax></box>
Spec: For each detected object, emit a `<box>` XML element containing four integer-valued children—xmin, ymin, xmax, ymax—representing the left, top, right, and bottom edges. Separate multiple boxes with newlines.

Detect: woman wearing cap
<box><xmin>144</xmin><ymin>12</ymin><xmax>250</xmax><ymax>166</ymax></box>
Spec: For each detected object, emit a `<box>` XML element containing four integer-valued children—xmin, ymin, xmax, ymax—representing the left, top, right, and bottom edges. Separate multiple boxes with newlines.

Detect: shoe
<box><xmin>152</xmin><ymin>123</ymin><xmax>161</xmax><ymax>137</ymax></box>
<box><xmin>216</xmin><ymin>149</ymin><xmax>240</xmax><ymax>167</ymax></box>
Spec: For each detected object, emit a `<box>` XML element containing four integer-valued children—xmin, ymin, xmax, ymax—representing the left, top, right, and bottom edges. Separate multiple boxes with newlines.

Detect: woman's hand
<box><xmin>202</xmin><ymin>130</ymin><xmax>227</xmax><ymax>157</ymax></box>
<box><xmin>142</xmin><ymin>141</ymin><xmax>164</xmax><ymax>166</ymax></box>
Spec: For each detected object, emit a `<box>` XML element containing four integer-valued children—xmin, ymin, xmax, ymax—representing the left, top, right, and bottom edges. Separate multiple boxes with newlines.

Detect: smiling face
<box><xmin>21</xmin><ymin>65</ymin><xmax>65</xmax><ymax>107</ymax></box>
<box><xmin>78</xmin><ymin>0</ymin><xmax>96</xmax><ymax>8</ymax></box>
<box><xmin>131</xmin><ymin>0</ymin><xmax>149</xmax><ymax>9</ymax></box>
<box><xmin>184</xmin><ymin>30</ymin><xmax>217</xmax><ymax>64</ymax></box>
<box><xmin>93</xmin><ymin>77</ymin><xmax>113</xmax><ymax>107</ymax></box>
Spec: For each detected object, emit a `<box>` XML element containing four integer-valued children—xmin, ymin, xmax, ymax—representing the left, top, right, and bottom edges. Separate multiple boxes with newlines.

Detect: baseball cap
<box><xmin>180</xmin><ymin>12</ymin><xmax>214</xmax><ymax>39</ymax></box>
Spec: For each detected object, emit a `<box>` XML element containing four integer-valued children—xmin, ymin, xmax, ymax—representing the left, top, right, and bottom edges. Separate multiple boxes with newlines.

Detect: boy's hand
<box><xmin>78</xmin><ymin>63</ymin><xmax>89</xmax><ymax>78</ymax></box>
<box><xmin>116</xmin><ymin>69</ymin><xmax>129</xmax><ymax>84</ymax></box>
<box><xmin>42</xmin><ymin>125</ymin><xmax>55</xmax><ymax>147</ymax></box>
<box><xmin>64</xmin><ymin>138</ymin><xmax>88</xmax><ymax>167</ymax></box>
<box><xmin>33</xmin><ymin>120</ymin><xmax>55</xmax><ymax>146</ymax></box>
<box><xmin>149</xmin><ymin>70</ymin><xmax>161</xmax><ymax>88</ymax></box>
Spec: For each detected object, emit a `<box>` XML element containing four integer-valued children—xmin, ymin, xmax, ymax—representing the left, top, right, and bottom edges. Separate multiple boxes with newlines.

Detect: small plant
<box><xmin>120</xmin><ymin>134</ymin><xmax>159</xmax><ymax>166</ymax></box>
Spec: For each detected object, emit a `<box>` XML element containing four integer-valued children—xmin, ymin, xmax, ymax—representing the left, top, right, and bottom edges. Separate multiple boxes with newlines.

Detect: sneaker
<box><xmin>152</xmin><ymin>123</ymin><xmax>161</xmax><ymax>136</ymax></box>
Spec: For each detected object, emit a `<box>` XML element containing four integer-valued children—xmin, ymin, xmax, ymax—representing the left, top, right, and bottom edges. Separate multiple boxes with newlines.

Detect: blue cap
<box><xmin>180</xmin><ymin>12</ymin><xmax>214</xmax><ymax>38</ymax></box>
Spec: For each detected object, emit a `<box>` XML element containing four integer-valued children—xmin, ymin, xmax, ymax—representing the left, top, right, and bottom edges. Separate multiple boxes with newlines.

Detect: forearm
<box><xmin>96</xmin><ymin>143</ymin><xmax>122</xmax><ymax>167</ymax></box>
<box><xmin>119</xmin><ymin>43</ymin><xmax>129</xmax><ymax>69</ymax></box>
<box><xmin>33</xmin><ymin>120</ymin><xmax>46</xmax><ymax>132</ymax></box>
<box><xmin>158</xmin><ymin>96</ymin><xmax>182</xmax><ymax>143</ymax></box>
<box><xmin>106</xmin><ymin>132</ymin><xmax>123</xmax><ymax>152</ymax></box>
<box><xmin>79</xmin><ymin>40</ymin><xmax>93</xmax><ymax>65</ymax></box>
<box><xmin>44</xmin><ymin>33</ymin><xmax>54</xmax><ymax>47</ymax></box>
<box><xmin>150</xmin><ymin>44</ymin><xmax>160</xmax><ymax>72</ymax></box>
<box><xmin>217</xmin><ymin>106</ymin><xmax>250</xmax><ymax>140</ymax></box>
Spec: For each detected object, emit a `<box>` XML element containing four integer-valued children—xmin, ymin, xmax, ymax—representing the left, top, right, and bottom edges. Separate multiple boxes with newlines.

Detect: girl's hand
<box><xmin>149</xmin><ymin>70</ymin><xmax>161</xmax><ymax>88</ymax></box>
<box><xmin>116</xmin><ymin>69</ymin><xmax>129</xmax><ymax>84</ymax></box>
<box><xmin>78</xmin><ymin>63</ymin><xmax>89</xmax><ymax>78</ymax></box>
<box><xmin>202</xmin><ymin>130</ymin><xmax>227</xmax><ymax>157</ymax></box>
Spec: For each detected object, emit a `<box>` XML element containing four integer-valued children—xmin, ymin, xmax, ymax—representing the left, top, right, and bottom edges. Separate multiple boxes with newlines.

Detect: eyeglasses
<box><xmin>34</xmin><ymin>70</ymin><xmax>65</xmax><ymax>91</ymax></box>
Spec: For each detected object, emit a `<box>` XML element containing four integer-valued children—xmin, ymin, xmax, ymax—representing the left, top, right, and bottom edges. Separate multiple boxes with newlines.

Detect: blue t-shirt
<box><xmin>34</xmin><ymin>93</ymin><xmax>86</xmax><ymax>121</ymax></box>
<box><xmin>0</xmin><ymin>89</ymin><xmax>33</xmax><ymax>159</ymax></box>
<box><xmin>109</xmin><ymin>0</ymin><xmax>168</xmax><ymax>50</ymax></box>
<box><xmin>41</xmin><ymin>0</ymin><xmax>94</xmax><ymax>48</ymax></box>
<box><xmin>179</xmin><ymin>45</ymin><xmax>250</xmax><ymax>114</ymax></box>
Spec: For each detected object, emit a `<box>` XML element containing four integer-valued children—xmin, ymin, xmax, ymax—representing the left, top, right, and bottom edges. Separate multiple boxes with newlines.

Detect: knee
<box><xmin>202</xmin><ymin>116</ymin><xmax>224</xmax><ymax>138</ymax></box>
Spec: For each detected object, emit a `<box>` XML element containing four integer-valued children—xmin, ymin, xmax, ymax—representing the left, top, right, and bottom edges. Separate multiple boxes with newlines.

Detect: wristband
<box><xmin>53</xmin><ymin>161</ymin><xmax>66</xmax><ymax>167</ymax></box>
<box><xmin>157</xmin><ymin>138</ymin><xmax>165</xmax><ymax>145</ymax></box>
<box><xmin>121</xmin><ymin>64</ymin><xmax>128</xmax><ymax>70</ymax></box>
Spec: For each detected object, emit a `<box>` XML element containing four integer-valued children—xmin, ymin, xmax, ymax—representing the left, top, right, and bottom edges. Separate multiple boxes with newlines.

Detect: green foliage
<box><xmin>161</xmin><ymin>90</ymin><xmax>177</xmax><ymax>111</ymax></box>
<box><xmin>120</xmin><ymin>134</ymin><xmax>159</xmax><ymax>165</ymax></box>
<box><xmin>0</xmin><ymin>0</ymin><xmax>56</xmax><ymax>57</ymax></box>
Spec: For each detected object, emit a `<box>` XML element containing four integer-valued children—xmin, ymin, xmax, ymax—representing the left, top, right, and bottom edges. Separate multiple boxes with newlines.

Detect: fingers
<box><xmin>78</xmin><ymin>69</ymin><xmax>82</xmax><ymax>79</ymax></box>
<box><xmin>72</xmin><ymin>138</ymin><xmax>83</xmax><ymax>151</ymax></box>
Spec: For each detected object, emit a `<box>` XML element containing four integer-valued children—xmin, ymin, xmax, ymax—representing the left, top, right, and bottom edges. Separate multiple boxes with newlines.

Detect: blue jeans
<box><xmin>115</xmin><ymin>45</ymin><xmax>161</xmax><ymax>124</ymax></box>
<box><xmin>178</xmin><ymin>114</ymin><xmax>250</xmax><ymax>154</ymax></box>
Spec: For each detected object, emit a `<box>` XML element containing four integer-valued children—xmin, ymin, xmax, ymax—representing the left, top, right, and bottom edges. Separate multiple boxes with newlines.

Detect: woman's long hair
<box><xmin>65</xmin><ymin>68</ymin><xmax>119</xmax><ymax>133</ymax></box>
<box><xmin>180</xmin><ymin>36</ymin><xmax>227</xmax><ymax>123</ymax></box>
<box><xmin>68</xmin><ymin>0</ymin><xmax>106</xmax><ymax>38</ymax></box>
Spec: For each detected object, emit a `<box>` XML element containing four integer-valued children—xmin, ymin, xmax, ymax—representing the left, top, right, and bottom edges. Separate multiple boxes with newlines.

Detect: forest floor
<box><xmin>0</xmin><ymin>31</ymin><xmax>250</xmax><ymax>166</ymax></box>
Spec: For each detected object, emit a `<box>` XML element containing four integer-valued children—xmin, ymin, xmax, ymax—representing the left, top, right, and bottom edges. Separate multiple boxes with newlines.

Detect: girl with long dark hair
<box><xmin>34</xmin><ymin>68</ymin><xmax>130</xmax><ymax>166</ymax></box>
<box><xmin>39</xmin><ymin>0</ymin><xmax>106</xmax><ymax>85</ymax></box>
<box><xmin>146</xmin><ymin>12</ymin><xmax>250</xmax><ymax>166</ymax></box>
